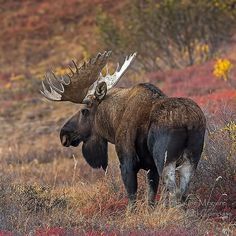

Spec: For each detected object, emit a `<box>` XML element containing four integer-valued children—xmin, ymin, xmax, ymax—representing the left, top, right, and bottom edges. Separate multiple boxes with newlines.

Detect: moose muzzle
<box><xmin>60</xmin><ymin>129</ymin><xmax>81</xmax><ymax>147</ymax></box>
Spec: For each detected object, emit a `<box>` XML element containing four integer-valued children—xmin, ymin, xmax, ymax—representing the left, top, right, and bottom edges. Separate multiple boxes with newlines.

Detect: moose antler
<box><xmin>40</xmin><ymin>51</ymin><xmax>112</xmax><ymax>103</ymax></box>
<box><xmin>84</xmin><ymin>52</ymin><xmax>137</xmax><ymax>100</ymax></box>
<box><xmin>40</xmin><ymin>51</ymin><xmax>137</xmax><ymax>103</ymax></box>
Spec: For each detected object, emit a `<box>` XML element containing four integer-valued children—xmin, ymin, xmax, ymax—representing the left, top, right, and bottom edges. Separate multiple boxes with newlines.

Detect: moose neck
<box><xmin>81</xmin><ymin>88</ymin><xmax>129</xmax><ymax>169</ymax></box>
<box><xmin>93</xmin><ymin>87</ymin><xmax>131</xmax><ymax>144</ymax></box>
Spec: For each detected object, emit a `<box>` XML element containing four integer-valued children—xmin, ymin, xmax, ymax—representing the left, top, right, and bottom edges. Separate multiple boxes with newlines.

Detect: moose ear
<box><xmin>95</xmin><ymin>82</ymin><xmax>107</xmax><ymax>101</ymax></box>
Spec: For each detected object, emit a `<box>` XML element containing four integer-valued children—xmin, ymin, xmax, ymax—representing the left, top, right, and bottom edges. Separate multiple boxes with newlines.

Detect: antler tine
<box><xmin>40</xmin><ymin>80</ymin><xmax>62</xmax><ymax>101</ymax></box>
<box><xmin>92</xmin><ymin>52</ymin><xmax>100</xmax><ymax>64</ymax></box>
<box><xmin>88</xmin><ymin>58</ymin><xmax>92</xmax><ymax>65</ymax></box>
<box><xmin>116</xmin><ymin>62</ymin><xmax>120</xmax><ymax>71</ymax></box>
<box><xmin>68</xmin><ymin>65</ymin><xmax>75</xmax><ymax>75</ymax></box>
<box><xmin>60</xmin><ymin>74</ymin><xmax>71</xmax><ymax>85</ymax></box>
<box><xmin>40</xmin><ymin>81</ymin><xmax>50</xmax><ymax>98</ymax></box>
<box><xmin>50</xmin><ymin>69</ymin><xmax>71</xmax><ymax>86</ymax></box>
<box><xmin>45</xmin><ymin>74</ymin><xmax>64</xmax><ymax>93</ymax></box>
<box><xmin>51</xmin><ymin>70</ymin><xmax>59</xmax><ymax>80</ymax></box>
<box><xmin>50</xmin><ymin>70</ymin><xmax>68</xmax><ymax>87</ymax></box>
<box><xmin>72</xmin><ymin>60</ymin><xmax>78</xmax><ymax>73</ymax></box>
<box><xmin>80</xmin><ymin>61</ymin><xmax>86</xmax><ymax>70</ymax></box>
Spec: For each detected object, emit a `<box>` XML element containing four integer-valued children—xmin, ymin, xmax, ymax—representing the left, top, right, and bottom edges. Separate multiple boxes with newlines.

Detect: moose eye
<box><xmin>81</xmin><ymin>108</ymin><xmax>89</xmax><ymax>116</ymax></box>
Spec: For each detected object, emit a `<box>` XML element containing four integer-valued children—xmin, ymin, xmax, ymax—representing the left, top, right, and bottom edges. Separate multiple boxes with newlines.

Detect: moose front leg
<box><xmin>147</xmin><ymin>168</ymin><xmax>159</xmax><ymax>207</ymax></box>
<box><xmin>115</xmin><ymin>145</ymin><xmax>139</xmax><ymax>210</ymax></box>
<box><xmin>120</xmin><ymin>162</ymin><xmax>138</xmax><ymax>208</ymax></box>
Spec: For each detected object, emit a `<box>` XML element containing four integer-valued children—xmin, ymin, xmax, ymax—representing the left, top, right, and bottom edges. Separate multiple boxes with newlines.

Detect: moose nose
<box><xmin>60</xmin><ymin>134</ymin><xmax>70</xmax><ymax>147</ymax></box>
<box><xmin>61</xmin><ymin>135</ymin><xmax>67</xmax><ymax>146</ymax></box>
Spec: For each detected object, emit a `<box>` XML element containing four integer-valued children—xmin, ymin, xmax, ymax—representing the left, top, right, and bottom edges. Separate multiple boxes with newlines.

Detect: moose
<box><xmin>41</xmin><ymin>51</ymin><xmax>206</xmax><ymax>208</ymax></box>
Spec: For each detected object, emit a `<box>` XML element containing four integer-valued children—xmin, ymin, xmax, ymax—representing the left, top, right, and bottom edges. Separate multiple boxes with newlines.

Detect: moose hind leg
<box><xmin>163</xmin><ymin>161</ymin><xmax>177</xmax><ymax>206</ymax></box>
<box><xmin>177</xmin><ymin>129</ymin><xmax>205</xmax><ymax>202</ymax></box>
<box><xmin>147</xmin><ymin>168</ymin><xmax>159</xmax><ymax>207</ymax></box>
<box><xmin>176</xmin><ymin>152</ymin><xmax>194</xmax><ymax>202</ymax></box>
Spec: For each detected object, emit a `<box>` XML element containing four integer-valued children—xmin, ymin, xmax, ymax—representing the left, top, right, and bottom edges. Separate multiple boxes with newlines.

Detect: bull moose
<box><xmin>41</xmin><ymin>51</ymin><xmax>206</xmax><ymax>208</ymax></box>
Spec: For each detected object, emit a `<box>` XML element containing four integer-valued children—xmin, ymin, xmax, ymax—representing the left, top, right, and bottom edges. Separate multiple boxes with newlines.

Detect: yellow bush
<box><xmin>213</xmin><ymin>58</ymin><xmax>233</xmax><ymax>81</ymax></box>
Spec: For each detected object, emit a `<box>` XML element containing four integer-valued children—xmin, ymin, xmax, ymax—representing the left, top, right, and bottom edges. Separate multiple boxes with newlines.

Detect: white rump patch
<box><xmin>164</xmin><ymin>151</ymin><xmax>168</xmax><ymax>165</ymax></box>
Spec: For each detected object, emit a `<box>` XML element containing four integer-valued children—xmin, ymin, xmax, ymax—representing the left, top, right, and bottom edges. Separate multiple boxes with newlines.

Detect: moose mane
<box><xmin>139</xmin><ymin>83</ymin><xmax>166</xmax><ymax>98</ymax></box>
<box><xmin>82</xmin><ymin>134</ymin><xmax>108</xmax><ymax>170</ymax></box>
